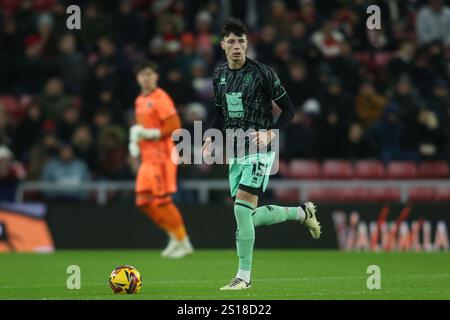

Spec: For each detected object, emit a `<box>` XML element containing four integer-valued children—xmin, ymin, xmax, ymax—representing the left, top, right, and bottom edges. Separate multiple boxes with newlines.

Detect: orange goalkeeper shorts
<box><xmin>135</xmin><ymin>161</ymin><xmax>177</xmax><ymax>204</ymax></box>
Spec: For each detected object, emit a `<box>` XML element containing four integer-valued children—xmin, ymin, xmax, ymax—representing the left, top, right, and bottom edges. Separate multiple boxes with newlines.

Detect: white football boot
<box><xmin>301</xmin><ymin>202</ymin><xmax>321</xmax><ymax>239</ymax></box>
<box><xmin>161</xmin><ymin>235</ymin><xmax>179</xmax><ymax>257</ymax></box>
<box><xmin>220</xmin><ymin>278</ymin><xmax>251</xmax><ymax>291</ymax></box>
<box><xmin>165</xmin><ymin>237</ymin><xmax>194</xmax><ymax>259</ymax></box>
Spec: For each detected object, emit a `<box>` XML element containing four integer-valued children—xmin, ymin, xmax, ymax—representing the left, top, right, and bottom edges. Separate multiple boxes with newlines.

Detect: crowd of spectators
<box><xmin>0</xmin><ymin>0</ymin><xmax>450</xmax><ymax>201</ymax></box>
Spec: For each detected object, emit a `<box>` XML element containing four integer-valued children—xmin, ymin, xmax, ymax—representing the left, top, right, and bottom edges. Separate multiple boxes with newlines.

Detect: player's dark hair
<box><xmin>221</xmin><ymin>17</ymin><xmax>248</xmax><ymax>39</ymax></box>
<box><xmin>134</xmin><ymin>61</ymin><xmax>158</xmax><ymax>74</ymax></box>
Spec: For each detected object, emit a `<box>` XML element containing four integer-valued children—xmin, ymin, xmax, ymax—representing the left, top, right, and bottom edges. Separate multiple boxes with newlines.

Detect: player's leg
<box><xmin>136</xmin><ymin>193</ymin><xmax>173</xmax><ymax>234</ymax></box>
<box><xmin>250</xmin><ymin>152</ymin><xmax>322</xmax><ymax>239</ymax></box>
<box><xmin>158</xmin><ymin>160</ymin><xmax>193</xmax><ymax>258</ymax></box>
<box><xmin>221</xmin><ymin>157</ymin><xmax>259</xmax><ymax>290</ymax></box>
<box><xmin>253</xmin><ymin>202</ymin><xmax>321</xmax><ymax>239</ymax></box>
<box><xmin>156</xmin><ymin>198</ymin><xmax>194</xmax><ymax>258</ymax></box>
<box><xmin>135</xmin><ymin>162</ymin><xmax>190</xmax><ymax>257</ymax></box>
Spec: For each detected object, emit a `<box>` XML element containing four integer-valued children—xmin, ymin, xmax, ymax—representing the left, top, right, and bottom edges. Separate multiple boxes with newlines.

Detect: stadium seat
<box><xmin>386</xmin><ymin>161</ymin><xmax>418</xmax><ymax>179</ymax></box>
<box><xmin>288</xmin><ymin>160</ymin><xmax>320</xmax><ymax>179</ymax></box>
<box><xmin>0</xmin><ymin>0</ymin><xmax>21</xmax><ymax>14</ymax></box>
<box><xmin>308</xmin><ymin>188</ymin><xmax>339</xmax><ymax>202</ymax></box>
<box><xmin>273</xmin><ymin>189</ymin><xmax>300</xmax><ymax>204</ymax></box>
<box><xmin>408</xmin><ymin>188</ymin><xmax>436</xmax><ymax>202</ymax></box>
<box><xmin>308</xmin><ymin>188</ymin><xmax>372</xmax><ymax>202</ymax></box>
<box><xmin>435</xmin><ymin>188</ymin><xmax>450</xmax><ymax>202</ymax></box>
<box><xmin>369</xmin><ymin>187</ymin><xmax>401</xmax><ymax>202</ymax></box>
<box><xmin>417</xmin><ymin>161</ymin><xmax>450</xmax><ymax>179</ymax></box>
<box><xmin>354</xmin><ymin>160</ymin><xmax>385</xmax><ymax>179</ymax></box>
<box><xmin>278</xmin><ymin>159</ymin><xmax>289</xmax><ymax>177</ymax></box>
<box><xmin>337</xmin><ymin>188</ymin><xmax>372</xmax><ymax>202</ymax></box>
<box><xmin>321</xmin><ymin>160</ymin><xmax>354</xmax><ymax>179</ymax></box>
<box><xmin>33</xmin><ymin>0</ymin><xmax>56</xmax><ymax>11</ymax></box>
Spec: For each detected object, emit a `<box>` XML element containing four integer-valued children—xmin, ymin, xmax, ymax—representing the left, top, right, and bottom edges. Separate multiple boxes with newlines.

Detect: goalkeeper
<box><xmin>129</xmin><ymin>61</ymin><xmax>194</xmax><ymax>259</ymax></box>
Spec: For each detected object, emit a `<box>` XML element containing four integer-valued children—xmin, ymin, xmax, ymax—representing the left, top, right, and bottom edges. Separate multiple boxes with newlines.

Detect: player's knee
<box><xmin>152</xmin><ymin>196</ymin><xmax>172</xmax><ymax>207</ymax></box>
<box><xmin>135</xmin><ymin>192</ymin><xmax>153</xmax><ymax>208</ymax></box>
<box><xmin>236</xmin><ymin>188</ymin><xmax>258</xmax><ymax>205</ymax></box>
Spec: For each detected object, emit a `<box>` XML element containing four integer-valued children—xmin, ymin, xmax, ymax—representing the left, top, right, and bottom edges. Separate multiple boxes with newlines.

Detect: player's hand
<box><xmin>202</xmin><ymin>137</ymin><xmax>213</xmax><ymax>158</ymax></box>
<box><xmin>250</xmin><ymin>130</ymin><xmax>275</xmax><ymax>149</ymax></box>
<box><xmin>140</xmin><ymin>128</ymin><xmax>161</xmax><ymax>141</ymax></box>
<box><xmin>128</xmin><ymin>142</ymin><xmax>140</xmax><ymax>157</ymax></box>
<box><xmin>130</xmin><ymin>124</ymin><xmax>144</xmax><ymax>143</ymax></box>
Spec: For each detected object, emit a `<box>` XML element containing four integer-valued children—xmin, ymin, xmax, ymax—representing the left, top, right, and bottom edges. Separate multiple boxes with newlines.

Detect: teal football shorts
<box><xmin>228</xmin><ymin>151</ymin><xmax>276</xmax><ymax>197</ymax></box>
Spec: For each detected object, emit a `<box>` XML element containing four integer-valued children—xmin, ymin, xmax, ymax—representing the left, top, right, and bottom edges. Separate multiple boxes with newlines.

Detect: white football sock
<box><xmin>236</xmin><ymin>270</ymin><xmax>251</xmax><ymax>283</ymax></box>
<box><xmin>297</xmin><ymin>206</ymin><xmax>306</xmax><ymax>222</ymax></box>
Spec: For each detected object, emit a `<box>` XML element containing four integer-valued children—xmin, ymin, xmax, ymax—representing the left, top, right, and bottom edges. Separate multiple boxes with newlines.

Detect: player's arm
<box><xmin>253</xmin><ymin>68</ymin><xmax>295</xmax><ymax>148</ymax></box>
<box><xmin>203</xmin><ymin>70</ymin><xmax>223</xmax><ymax>154</ymax></box>
<box><xmin>272</xmin><ymin>93</ymin><xmax>295</xmax><ymax>130</ymax></box>
<box><xmin>133</xmin><ymin>114</ymin><xmax>181</xmax><ymax>141</ymax></box>
<box><xmin>129</xmin><ymin>116</ymin><xmax>179</xmax><ymax>157</ymax></box>
<box><xmin>160</xmin><ymin>114</ymin><xmax>181</xmax><ymax>138</ymax></box>
<box><xmin>202</xmin><ymin>107</ymin><xmax>224</xmax><ymax>156</ymax></box>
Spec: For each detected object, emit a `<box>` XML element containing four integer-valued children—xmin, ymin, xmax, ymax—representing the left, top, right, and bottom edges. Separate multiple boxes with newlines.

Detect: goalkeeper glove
<box><xmin>129</xmin><ymin>124</ymin><xmax>143</xmax><ymax>143</ymax></box>
<box><xmin>128</xmin><ymin>142</ymin><xmax>140</xmax><ymax>157</ymax></box>
<box><xmin>129</xmin><ymin>124</ymin><xmax>161</xmax><ymax>142</ymax></box>
<box><xmin>139</xmin><ymin>128</ymin><xmax>161</xmax><ymax>140</ymax></box>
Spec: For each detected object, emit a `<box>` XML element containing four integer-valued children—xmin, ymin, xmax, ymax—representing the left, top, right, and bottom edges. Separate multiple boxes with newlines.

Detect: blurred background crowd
<box><xmin>0</xmin><ymin>0</ymin><xmax>450</xmax><ymax>201</ymax></box>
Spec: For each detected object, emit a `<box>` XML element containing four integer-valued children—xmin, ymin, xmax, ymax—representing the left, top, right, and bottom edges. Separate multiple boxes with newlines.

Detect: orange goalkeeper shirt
<box><xmin>135</xmin><ymin>88</ymin><xmax>177</xmax><ymax>164</ymax></box>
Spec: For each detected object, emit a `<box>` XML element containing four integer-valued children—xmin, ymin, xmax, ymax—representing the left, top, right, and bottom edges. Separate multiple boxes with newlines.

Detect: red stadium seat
<box><xmin>321</xmin><ymin>160</ymin><xmax>354</xmax><ymax>179</ymax></box>
<box><xmin>273</xmin><ymin>189</ymin><xmax>299</xmax><ymax>203</ymax></box>
<box><xmin>308</xmin><ymin>188</ymin><xmax>339</xmax><ymax>202</ymax></box>
<box><xmin>32</xmin><ymin>0</ymin><xmax>56</xmax><ymax>11</ymax></box>
<box><xmin>308</xmin><ymin>187</ymin><xmax>401</xmax><ymax>202</ymax></box>
<box><xmin>308</xmin><ymin>188</ymin><xmax>371</xmax><ymax>202</ymax></box>
<box><xmin>0</xmin><ymin>0</ymin><xmax>21</xmax><ymax>15</ymax></box>
<box><xmin>354</xmin><ymin>160</ymin><xmax>385</xmax><ymax>179</ymax></box>
<box><xmin>278</xmin><ymin>159</ymin><xmax>289</xmax><ymax>177</ymax></box>
<box><xmin>418</xmin><ymin>161</ymin><xmax>450</xmax><ymax>179</ymax></box>
<box><xmin>386</xmin><ymin>161</ymin><xmax>418</xmax><ymax>179</ymax></box>
<box><xmin>435</xmin><ymin>188</ymin><xmax>450</xmax><ymax>202</ymax></box>
<box><xmin>338</xmin><ymin>188</ymin><xmax>372</xmax><ymax>202</ymax></box>
<box><xmin>408</xmin><ymin>188</ymin><xmax>436</xmax><ymax>202</ymax></box>
<box><xmin>369</xmin><ymin>188</ymin><xmax>401</xmax><ymax>202</ymax></box>
<box><xmin>288</xmin><ymin>160</ymin><xmax>320</xmax><ymax>179</ymax></box>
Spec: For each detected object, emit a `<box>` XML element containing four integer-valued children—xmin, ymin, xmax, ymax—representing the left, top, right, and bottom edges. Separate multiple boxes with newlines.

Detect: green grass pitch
<box><xmin>0</xmin><ymin>250</ymin><xmax>449</xmax><ymax>300</ymax></box>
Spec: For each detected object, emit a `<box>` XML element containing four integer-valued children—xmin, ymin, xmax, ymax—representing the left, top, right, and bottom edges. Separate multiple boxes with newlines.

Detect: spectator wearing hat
<box><xmin>311</xmin><ymin>21</ymin><xmax>345</xmax><ymax>59</ymax></box>
<box><xmin>175</xmin><ymin>32</ymin><xmax>201</xmax><ymax>77</ymax></box>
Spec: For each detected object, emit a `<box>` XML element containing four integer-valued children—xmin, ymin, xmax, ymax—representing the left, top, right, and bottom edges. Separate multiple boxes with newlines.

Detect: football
<box><xmin>109</xmin><ymin>265</ymin><xmax>142</xmax><ymax>294</ymax></box>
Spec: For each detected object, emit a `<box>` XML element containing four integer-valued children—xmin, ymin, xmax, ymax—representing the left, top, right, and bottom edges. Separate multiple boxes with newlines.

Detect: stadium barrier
<box><xmin>15</xmin><ymin>179</ymin><xmax>450</xmax><ymax>205</ymax></box>
<box><xmin>30</xmin><ymin>202</ymin><xmax>449</xmax><ymax>251</ymax></box>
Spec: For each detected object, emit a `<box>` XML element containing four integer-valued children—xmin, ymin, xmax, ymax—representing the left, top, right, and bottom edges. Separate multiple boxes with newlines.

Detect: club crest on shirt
<box><xmin>243</xmin><ymin>74</ymin><xmax>252</xmax><ymax>86</ymax></box>
<box><xmin>146</xmin><ymin>100</ymin><xmax>153</xmax><ymax>108</ymax></box>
